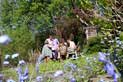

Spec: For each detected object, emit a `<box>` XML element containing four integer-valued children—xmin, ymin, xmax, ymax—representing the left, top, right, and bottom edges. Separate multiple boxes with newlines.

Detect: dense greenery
<box><xmin>0</xmin><ymin>0</ymin><xmax>115</xmax><ymax>57</ymax></box>
<box><xmin>0</xmin><ymin>0</ymin><xmax>123</xmax><ymax>81</ymax></box>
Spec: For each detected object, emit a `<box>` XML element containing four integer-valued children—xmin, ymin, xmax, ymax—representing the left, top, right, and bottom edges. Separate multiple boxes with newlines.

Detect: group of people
<box><xmin>37</xmin><ymin>35</ymin><xmax>77</xmax><ymax>63</ymax></box>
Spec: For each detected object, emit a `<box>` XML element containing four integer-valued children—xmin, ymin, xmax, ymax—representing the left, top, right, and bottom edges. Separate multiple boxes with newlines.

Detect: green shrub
<box><xmin>2</xmin><ymin>26</ymin><xmax>35</xmax><ymax>63</ymax></box>
<box><xmin>120</xmin><ymin>32</ymin><xmax>123</xmax><ymax>41</ymax></box>
<box><xmin>84</xmin><ymin>36</ymin><xmax>104</xmax><ymax>54</ymax></box>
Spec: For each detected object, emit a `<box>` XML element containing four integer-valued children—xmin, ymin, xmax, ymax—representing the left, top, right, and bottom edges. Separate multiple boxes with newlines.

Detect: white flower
<box><xmin>12</xmin><ymin>53</ymin><xmax>19</xmax><ymax>59</ymax></box>
<box><xmin>115</xmin><ymin>37</ymin><xmax>120</xmax><ymax>40</ymax></box>
<box><xmin>99</xmin><ymin>78</ymin><xmax>105</xmax><ymax>82</ymax></box>
<box><xmin>54</xmin><ymin>70</ymin><xmax>63</xmax><ymax>77</ymax></box>
<box><xmin>36</xmin><ymin>76</ymin><xmax>43</xmax><ymax>82</ymax></box>
<box><xmin>3</xmin><ymin>61</ymin><xmax>9</xmax><ymax>65</ymax></box>
<box><xmin>101</xmin><ymin>40</ymin><xmax>104</xmax><ymax>44</ymax></box>
<box><xmin>86</xmin><ymin>57</ymin><xmax>89</xmax><ymax>61</ymax></box>
<box><xmin>93</xmin><ymin>57</ymin><xmax>96</xmax><ymax>61</ymax></box>
<box><xmin>19</xmin><ymin>60</ymin><xmax>25</xmax><ymax>65</ymax></box>
<box><xmin>5</xmin><ymin>54</ymin><xmax>10</xmax><ymax>59</ymax></box>
<box><xmin>104</xmin><ymin>37</ymin><xmax>107</xmax><ymax>40</ymax></box>
<box><xmin>0</xmin><ymin>35</ymin><xmax>11</xmax><ymax>45</ymax></box>
<box><xmin>114</xmin><ymin>60</ymin><xmax>117</xmax><ymax>63</ymax></box>
<box><xmin>121</xmin><ymin>46</ymin><xmax>123</xmax><ymax>49</ymax></box>
<box><xmin>6</xmin><ymin>79</ymin><xmax>15</xmax><ymax>82</ymax></box>
<box><xmin>12</xmin><ymin>25</ymin><xmax>16</xmax><ymax>29</ymax></box>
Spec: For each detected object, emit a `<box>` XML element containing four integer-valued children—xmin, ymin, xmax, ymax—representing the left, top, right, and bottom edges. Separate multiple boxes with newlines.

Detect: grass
<box><xmin>1</xmin><ymin>53</ymin><xmax>105</xmax><ymax>82</ymax></box>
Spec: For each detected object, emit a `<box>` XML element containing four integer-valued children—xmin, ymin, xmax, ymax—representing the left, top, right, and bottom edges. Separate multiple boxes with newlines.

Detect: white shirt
<box><xmin>52</xmin><ymin>38</ymin><xmax>59</xmax><ymax>50</ymax></box>
<box><xmin>45</xmin><ymin>38</ymin><xmax>53</xmax><ymax>48</ymax></box>
<box><xmin>69</xmin><ymin>41</ymin><xmax>76</xmax><ymax>50</ymax></box>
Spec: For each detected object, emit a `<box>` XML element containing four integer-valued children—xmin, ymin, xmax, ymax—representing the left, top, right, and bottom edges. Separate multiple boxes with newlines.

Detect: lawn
<box><xmin>1</xmin><ymin>52</ymin><xmax>107</xmax><ymax>82</ymax></box>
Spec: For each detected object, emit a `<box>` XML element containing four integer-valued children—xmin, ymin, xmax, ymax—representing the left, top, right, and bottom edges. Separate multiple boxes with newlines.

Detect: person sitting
<box><xmin>66</xmin><ymin>39</ymin><xmax>77</xmax><ymax>58</ymax></box>
<box><xmin>37</xmin><ymin>35</ymin><xmax>53</xmax><ymax>63</ymax></box>
<box><xmin>58</xmin><ymin>38</ymin><xmax>67</xmax><ymax>60</ymax></box>
<box><xmin>45</xmin><ymin>35</ymin><xmax>53</xmax><ymax>49</ymax></box>
<box><xmin>52</xmin><ymin>36</ymin><xmax>59</xmax><ymax>60</ymax></box>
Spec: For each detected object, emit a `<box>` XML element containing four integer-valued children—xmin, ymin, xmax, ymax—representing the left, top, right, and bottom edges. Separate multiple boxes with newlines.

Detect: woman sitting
<box><xmin>66</xmin><ymin>39</ymin><xmax>77</xmax><ymax>58</ymax></box>
<box><xmin>37</xmin><ymin>35</ymin><xmax>53</xmax><ymax>63</ymax></box>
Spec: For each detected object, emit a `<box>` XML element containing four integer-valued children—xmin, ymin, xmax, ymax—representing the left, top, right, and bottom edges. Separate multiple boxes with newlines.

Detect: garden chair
<box><xmin>66</xmin><ymin>42</ymin><xmax>80</xmax><ymax>59</ymax></box>
<box><xmin>66</xmin><ymin>48</ymin><xmax>78</xmax><ymax>59</ymax></box>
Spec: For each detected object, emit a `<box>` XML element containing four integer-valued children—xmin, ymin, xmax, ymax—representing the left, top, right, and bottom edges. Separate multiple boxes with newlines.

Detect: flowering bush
<box><xmin>98</xmin><ymin>52</ymin><xmax>121</xmax><ymax>82</ymax></box>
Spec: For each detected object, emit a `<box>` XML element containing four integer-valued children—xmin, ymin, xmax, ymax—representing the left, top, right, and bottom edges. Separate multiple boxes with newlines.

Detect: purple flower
<box><xmin>19</xmin><ymin>60</ymin><xmax>25</xmax><ymax>65</ymax></box>
<box><xmin>70</xmin><ymin>77</ymin><xmax>76</xmax><ymax>82</ymax></box>
<box><xmin>17</xmin><ymin>65</ymin><xmax>29</xmax><ymax>82</ymax></box>
<box><xmin>0</xmin><ymin>35</ymin><xmax>11</xmax><ymax>45</ymax></box>
<box><xmin>113</xmin><ymin>74</ymin><xmax>117</xmax><ymax>82</ymax></box>
<box><xmin>98</xmin><ymin>51</ymin><xmax>120</xmax><ymax>82</ymax></box>
<box><xmin>104</xmin><ymin>63</ymin><xmax>115</xmax><ymax>76</ymax></box>
<box><xmin>36</xmin><ymin>76</ymin><xmax>43</xmax><ymax>82</ymax></box>
<box><xmin>35</xmin><ymin>63</ymin><xmax>40</xmax><ymax>75</ymax></box>
<box><xmin>3</xmin><ymin>61</ymin><xmax>9</xmax><ymax>65</ymax></box>
<box><xmin>0</xmin><ymin>74</ymin><xmax>3</xmax><ymax>80</ymax></box>
<box><xmin>64</xmin><ymin>63</ymin><xmax>77</xmax><ymax>72</ymax></box>
<box><xmin>113</xmin><ymin>73</ymin><xmax>120</xmax><ymax>82</ymax></box>
<box><xmin>98</xmin><ymin>52</ymin><xmax>107</xmax><ymax>63</ymax></box>
<box><xmin>54</xmin><ymin>70</ymin><xmax>63</xmax><ymax>77</ymax></box>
